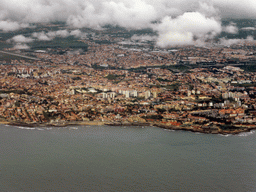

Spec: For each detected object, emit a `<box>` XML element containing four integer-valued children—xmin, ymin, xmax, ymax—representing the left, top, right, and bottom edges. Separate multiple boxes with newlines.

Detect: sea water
<box><xmin>1</xmin><ymin>124</ymin><xmax>256</xmax><ymax>192</ymax></box>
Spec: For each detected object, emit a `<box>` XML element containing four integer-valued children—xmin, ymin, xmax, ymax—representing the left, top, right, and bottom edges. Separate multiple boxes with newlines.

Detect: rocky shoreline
<box><xmin>7</xmin><ymin>121</ymin><xmax>103</xmax><ymax>127</ymax></box>
<box><xmin>153</xmin><ymin>123</ymin><xmax>256</xmax><ymax>135</ymax></box>
<box><xmin>105</xmin><ymin>122</ymin><xmax>151</xmax><ymax>126</ymax></box>
<box><xmin>2</xmin><ymin>120</ymin><xmax>256</xmax><ymax>135</ymax></box>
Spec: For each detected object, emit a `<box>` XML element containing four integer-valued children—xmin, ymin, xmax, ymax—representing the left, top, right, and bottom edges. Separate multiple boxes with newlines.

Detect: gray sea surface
<box><xmin>1</xmin><ymin>124</ymin><xmax>256</xmax><ymax>192</ymax></box>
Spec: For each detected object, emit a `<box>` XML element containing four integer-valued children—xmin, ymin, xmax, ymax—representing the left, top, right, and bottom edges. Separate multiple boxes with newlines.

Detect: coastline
<box><xmin>1</xmin><ymin>120</ymin><xmax>256</xmax><ymax>135</ymax></box>
<box><xmin>0</xmin><ymin>121</ymin><xmax>10</xmax><ymax>125</ymax></box>
<box><xmin>153</xmin><ymin>123</ymin><xmax>256</xmax><ymax>135</ymax></box>
<box><xmin>5</xmin><ymin>120</ymin><xmax>105</xmax><ymax>127</ymax></box>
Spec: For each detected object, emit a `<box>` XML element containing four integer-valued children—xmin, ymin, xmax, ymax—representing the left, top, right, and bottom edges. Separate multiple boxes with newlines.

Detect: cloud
<box><xmin>219</xmin><ymin>36</ymin><xmax>255</xmax><ymax>46</ymax></box>
<box><xmin>213</xmin><ymin>0</ymin><xmax>256</xmax><ymax>18</ymax></box>
<box><xmin>9</xmin><ymin>35</ymin><xmax>34</xmax><ymax>43</ymax></box>
<box><xmin>47</xmin><ymin>30</ymin><xmax>70</xmax><ymax>38</ymax></box>
<box><xmin>197</xmin><ymin>2</ymin><xmax>219</xmax><ymax>17</ymax></box>
<box><xmin>1</xmin><ymin>0</ymin><xmax>256</xmax><ymax>31</ymax></box>
<box><xmin>154</xmin><ymin>12</ymin><xmax>222</xmax><ymax>47</ymax></box>
<box><xmin>246</xmin><ymin>35</ymin><xmax>254</xmax><ymax>41</ymax></box>
<box><xmin>131</xmin><ymin>34</ymin><xmax>157</xmax><ymax>42</ymax></box>
<box><xmin>7</xmin><ymin>35</ymin><xmax>33</xmax><ymax>50</ymax></box>
<box><xmin>8</xmin><ymin>29</ymin><xmax>89</xmax><ymax>50</ymax></box>
<box><xmin>1</xmin><ymin>0</ymin><xmax>256</xmax><ymax>47</ymax></box>
<box><xmin>223</xmin><ymin>22</ymin><xmax>238</xmax><ymax>34</ymax></box>
<box><xmin>32</xmin><ymin>32</ymin><xmax>52</xmax><ymax>41</ymax></box>
<box><xmin>70</xmin><ymin>29</ymin><xmax>87</xmax><ymax>38</ymax></box>
<box><xmin>14</xmin><ymin>43</ymin><xmax>30</xmax><ymax>49</ymax></box>
<box><xmin>219</xmin><ymin>38</ymin><xmax>242</xmax><ymax>46</ymax></box>
<box><xmin>0</xmin><ymin>20</ymin><xmax>22</xmax><ymax>31</ymax></box>
<box><xmin>241</xmin><ymin>27</ymin><xmax>256</xmax><ymax>31</ymax></box>
<box><xmin>66</xmin><ymin>0</ymin><xmax>158</xmax><ymax>29</ymax></box>
<box><xmin>31</xmin><ymin>29</ymin><xmax>87</xmax><ymax>41</ymax></box>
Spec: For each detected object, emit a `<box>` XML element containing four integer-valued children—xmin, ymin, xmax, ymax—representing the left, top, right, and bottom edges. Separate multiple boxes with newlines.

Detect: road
<box><xmin>0</xmin><ymin>50</ymin><xmax>40</xmax><ymax>61</ymax></box>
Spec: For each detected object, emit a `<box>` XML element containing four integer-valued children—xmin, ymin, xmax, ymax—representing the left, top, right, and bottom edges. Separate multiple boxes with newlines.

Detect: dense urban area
<box><xmin>1</xmin><ymin>26</ymin><xmax>256</xmax><ymax>134</ymax></box>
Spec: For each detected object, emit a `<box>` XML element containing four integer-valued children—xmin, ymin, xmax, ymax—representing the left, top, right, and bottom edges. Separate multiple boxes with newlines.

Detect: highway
<box><xmin>0</xmin><ymin>50</ymin><xmax>40</xmax><ymax>61</ymax></box>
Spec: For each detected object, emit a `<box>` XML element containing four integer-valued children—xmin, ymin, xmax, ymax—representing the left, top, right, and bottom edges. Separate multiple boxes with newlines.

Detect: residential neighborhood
<box><xmin>1</xmin><ymin>36</ymin><xmax>256</xmax><ymax>134</ymax></box>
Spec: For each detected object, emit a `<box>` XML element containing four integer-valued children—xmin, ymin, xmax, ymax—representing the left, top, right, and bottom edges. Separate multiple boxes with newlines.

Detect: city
<box><xmin>2</xmin><ymin>1</ymin><xmax>256</xmax><ymax>191</ymax></box>
<box><xmin>0</xmin><ymin>31</ymin><xmax>256</xmax><ymax>134</ymax></box>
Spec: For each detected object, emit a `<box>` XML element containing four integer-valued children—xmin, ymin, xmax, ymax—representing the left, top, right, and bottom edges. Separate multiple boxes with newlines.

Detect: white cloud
<box><xmin>70</xmin><ymin>29</ymin><xmax>87</xmax><ymax>38</ymax></box>
<box><xmin>131</xmin><ymin>34</ymin><xmax>157</xmax><ymax>42</ymax></box>
<box><xmin>219</xmin><ymin>36</ymin><xmax>255</xmax><ymax>46</ymax></box>
<box><xmin>8</xmin><ymin>29</ymin><xmax>88</xmax><ymax>50</ymax></box>
<box><xmin>32</xmin><ymin>32</ymin><xmax>52</xmax><ymax>41</ymax></box>
<box><xmin>31</xmin><ymin>29</ymin><xmax>87</xmax><ymax>41</ymax></box>
<box><xmin>198</xmin><ymin>2</ymin><xmax>219</xmax><ymax>17</ymax></box>
<box><xmin>0</xmin><ymin>20</ymin><xmax>21</xmax><ymax>31</ymax></box>
<box><xmin>246</xmin><ymin>35</ymin><xmax>254</xmax><ymax>41</ymax></box>
<box><xmin>14</xmin><ymin>43</ymin><xmax>30</xmax><ymax>49</ymax></box>
<box><xmin>219</xmin><ymin>38</ymin><xmax>242</xmax><ymax>46</ymax></box>
<box><xmin>154</xmin><ymin>12</ymin><xmax>222</xmax><ymax>47</ymax></box>
<box><xmin>7</xmin><ymin>35</ymin><xmax>33</xmax><ymax>50</ymax></box>
<box><xmin>223</xmin><ymin>22</ymin><xmax>238</xmax><ymax>34</ymax></box>
<box><xmin>213</xmin><ymin>0</ymin><xmax>256</xmax><ymax>18</ymax></box>
<box><xmin>70</xmin><ymin>29</ymin><xmax>82</xmax><ymax>37</ymax></box>
<box><xmin>66</xmin><ymin>0</ymin><xmax>158</xmax><ymax>29</ymax></box>
<box><xmin>47</xmin><ymin>30</ymin><xmax>70</xmax><ymax>38</ymax></box>
<box><xmin>1</xmin><ymin>0</ymin><xmax>256</xmax><ymax>32</ymax></box>
<box><xmin>10</xmin><ymin>35</ymin><xmax>34</xmax><ymax>43</ymax></box>
<box><xmin>1</xmin><ymin>0</ymin><xmax>256</xmax><ymax>46</ymax></box>
<box><xmin>241</xmin><ymin>27</ymin><xmax>256</xmax><ymax>31</ymax></box>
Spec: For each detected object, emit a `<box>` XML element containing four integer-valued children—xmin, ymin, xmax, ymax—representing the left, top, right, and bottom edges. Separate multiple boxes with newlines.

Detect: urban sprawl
<box><xmin>1</xmin><ymin>31</ymin><xmax>256</xmax><ymax>134</ymax></box>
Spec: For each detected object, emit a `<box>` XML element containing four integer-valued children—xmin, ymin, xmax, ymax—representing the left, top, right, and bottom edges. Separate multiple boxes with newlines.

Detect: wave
<box><xmin>164</xmin><ymin>129</ymin><xmax>175</xmax><ymax>132</ymax></box>
<box><xmin>69</xmin><ymin>127</ymin><xmax>78</xmax><ymax>130</ymax></box>
<box><xmin>218</xmin><ymin>130</ymin><xmax>256</xmax><ymax>137</ymax></box>
<box><xmin>219</xmin><ymin>134</ymin><xmax>232</xmax><ymax>137</ymax></box>
<box><xmin>237</xmin><ymin>131</ymin><xmax>255</xmax><ymax>137</ymax></box>
<box><xmin>17</xmin><ymin>127</ymin><xmax>35</xmax><ymax>130</ymax></box>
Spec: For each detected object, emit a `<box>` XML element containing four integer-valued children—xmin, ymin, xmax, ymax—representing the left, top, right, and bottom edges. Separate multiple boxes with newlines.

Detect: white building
<box><xmin>145</xmin><ymin>90</ymin><xmax>151</xmax><ymax>99</ymax></box>
<box><xmin>125</xmin><ymin>91</ymin><xmax>130</xmax><ymax>98</ymax></box>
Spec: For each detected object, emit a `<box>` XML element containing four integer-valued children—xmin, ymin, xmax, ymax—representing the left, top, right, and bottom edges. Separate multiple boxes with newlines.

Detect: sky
<box><xmin>1</xmin><ymin>0</ymin><xmax>256</xmax><ymax>47</ymax></box>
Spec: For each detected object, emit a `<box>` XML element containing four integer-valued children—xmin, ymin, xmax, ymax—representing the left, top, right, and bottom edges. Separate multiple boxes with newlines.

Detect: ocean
<box><xmin>1</xmin><ymin>124</ymin><xmax>256</xmax><ymax>192</ymax></box>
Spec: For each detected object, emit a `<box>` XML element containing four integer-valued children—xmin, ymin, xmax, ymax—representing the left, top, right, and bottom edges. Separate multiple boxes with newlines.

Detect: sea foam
<box><xmin>17</xmin><ymin>127</ymin><xmax>35</xmax><ymax>130</ymax></box>
<box><xmin>69</xmin><ymin>127</ymin><xmax>78</xmax><ymax>130</ymax></box>
<box><xmin>237</xmin><ymin>131</ymin><xmax>255</xmax><ymax>137</ymax></box>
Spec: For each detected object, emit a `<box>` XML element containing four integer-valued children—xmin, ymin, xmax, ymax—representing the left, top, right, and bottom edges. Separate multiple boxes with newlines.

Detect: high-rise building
<box><xmin>125</xmin><ymin>91</ymin><xmax>130</xmax><ymax>98</ymax></box>
<box><xmin>145</xmin><ymin>90</ymin><xmax>151</xmax><ymax>99</ymax></box>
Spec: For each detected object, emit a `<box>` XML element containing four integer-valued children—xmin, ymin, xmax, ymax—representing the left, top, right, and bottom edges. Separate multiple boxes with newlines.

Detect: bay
<box><xmin>1</xmin><ymin>125</ymin><xmax>256</xmax><ymax>192</ymax></box>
